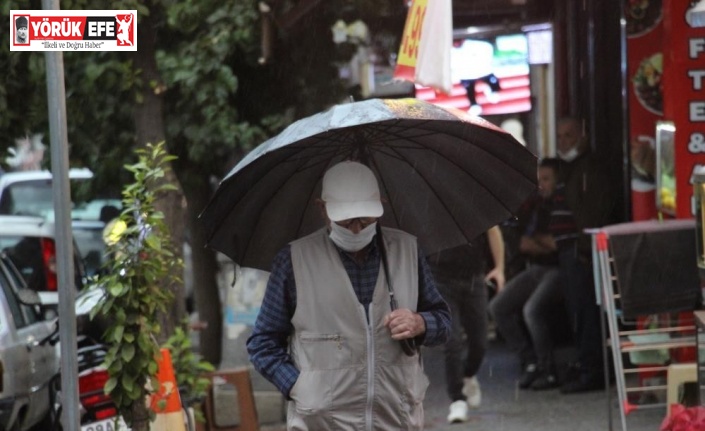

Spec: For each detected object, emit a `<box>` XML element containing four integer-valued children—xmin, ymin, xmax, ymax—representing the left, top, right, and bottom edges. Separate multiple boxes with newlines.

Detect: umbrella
<box><xmin>199</xmin><ymin>98</ymin><xmax>537</xmax><ymax>271</ymax></box>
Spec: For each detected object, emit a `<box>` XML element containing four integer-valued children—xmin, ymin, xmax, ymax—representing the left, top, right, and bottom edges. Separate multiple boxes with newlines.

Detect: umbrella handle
<box><xmin>376</xmin><ymin>224</ymin><xmax>418</xmax><ymax>357</ymax></box>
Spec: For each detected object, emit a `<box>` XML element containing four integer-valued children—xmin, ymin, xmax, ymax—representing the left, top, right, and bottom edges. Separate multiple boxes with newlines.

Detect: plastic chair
<box><xmin>666</xmin><ymin>362</ymin><xmax>697</xmax><ymax>416</ymax></box>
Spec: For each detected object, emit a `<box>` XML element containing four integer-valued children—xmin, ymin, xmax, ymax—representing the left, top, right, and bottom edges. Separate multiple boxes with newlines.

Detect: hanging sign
<box><xmin>393</xmin><ymin>0</ymin><xmax>452</xmax><ymax>94</ymax></box>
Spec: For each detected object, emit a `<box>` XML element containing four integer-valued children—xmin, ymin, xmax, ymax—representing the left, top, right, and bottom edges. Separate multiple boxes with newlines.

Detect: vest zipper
<box><xmin>365</xmin><ymin>303</ymin><xmax>375</xmax><ymax>431</ymax></box>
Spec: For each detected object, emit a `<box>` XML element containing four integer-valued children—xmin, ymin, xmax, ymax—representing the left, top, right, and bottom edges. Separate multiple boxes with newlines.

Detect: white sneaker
<box><xmin>447</xmin><ymin>400</ymin><xmax>469</xmax><ymax>423</ymax></box>
<box><xmin>463</xmin><ymin>376</ymin><xmax>481</xmax><ymax>408</ymax></box>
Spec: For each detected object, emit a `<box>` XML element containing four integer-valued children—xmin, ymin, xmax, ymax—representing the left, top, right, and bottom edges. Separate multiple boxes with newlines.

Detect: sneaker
<box><xmin>518</xmin><ymin>363</ymin><xmax>539</xmax><ymax>389</ymax></box>
<box><xmin>531</xmin><ymin>372</ymin><xmax>559</xmax><ymax>390</ymax></box>
<box><xmin>462</xmin><ymin>376</ymin><xmax>481</xmax><ymax>408</ymax></box>
<box><xmin>447</xmin><ymin>400</ymin><xmax>469</xmax><ymax>423</ymax></box>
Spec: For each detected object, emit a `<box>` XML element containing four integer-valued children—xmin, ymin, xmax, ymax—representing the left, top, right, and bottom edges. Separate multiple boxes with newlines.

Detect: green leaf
<box><xmin>113</xmin><ymin>325</ymin><xmax>124</xmax><ymax>343</ymax></box>
<box><xmin>105</xmin><ymin>376</ymin><xmax>118</xmax><ymax>394</ymax></box>
<box><xmin>121</xmin><ymin>344</ymin><xmax>136</xmax><ymax>362</ymax></box>
<box><xmin>145</xmin><ymin>234</ymin><xmax>161</xmax><ymax>250</ymax></box>
<box><xmin>121</xmin><ymin>373</ymin><xmax>135</xmax><ymax>392</ymax></box>
<box><xmin>109</xmin><ymin>283</ymin><xmax>125</xmax><ymax>297</ymax></box>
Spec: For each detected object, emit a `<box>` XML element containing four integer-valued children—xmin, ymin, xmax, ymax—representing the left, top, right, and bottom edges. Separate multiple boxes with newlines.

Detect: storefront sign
<box><xmin>626</xmin><ymin>0</ymin><xmax>664</xmax><ymax>221</ymax></box>
<box><xmin>663</xmin><ymin>1</ymin><xmax>705</xmax><ymax>218</ymax></box>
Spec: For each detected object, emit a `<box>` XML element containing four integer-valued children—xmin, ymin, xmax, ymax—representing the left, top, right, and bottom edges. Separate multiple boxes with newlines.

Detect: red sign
<box><xmin>663</xmin><ymin>1</ymin><xmax>705</xmax><ymax>219</ymax></box>
<box><xmin>626</xmin><ymin>0</ymin><xmax>664</xmax><ymax>220</ymax></box>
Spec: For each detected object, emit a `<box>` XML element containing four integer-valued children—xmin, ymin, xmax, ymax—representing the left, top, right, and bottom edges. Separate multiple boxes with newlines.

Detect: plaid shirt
<box><xmin>246</xmin><ymin>237</ymin><xmax>451</xmax><ymax>397</ymax></box>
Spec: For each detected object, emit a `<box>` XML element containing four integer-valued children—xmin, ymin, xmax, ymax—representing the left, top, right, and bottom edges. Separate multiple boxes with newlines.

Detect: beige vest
<box><xmin>287</xmin><ymin>227</ymin><xmax>429</xmax><ymax>431</ymax></box>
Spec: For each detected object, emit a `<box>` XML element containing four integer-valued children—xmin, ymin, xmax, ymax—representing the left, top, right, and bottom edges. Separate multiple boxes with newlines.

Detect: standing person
<box><xmin>552</xmin><ymin>117</ymin><xmax>617</xmax><ymax>394</ymax></box>
<box><xmin>489</xmin><ymin>158</ymin><xmax>563</xmax><ymax>391</ymax></box>
<box><xmin>247</xmin><ymin>161</ymin><xmax>451</xmax><ymax>430</ymax></box>
<box><xmin>428</xmin><ymin>225</ymin><xmax>505</xmax><ymax>423</ymax></box>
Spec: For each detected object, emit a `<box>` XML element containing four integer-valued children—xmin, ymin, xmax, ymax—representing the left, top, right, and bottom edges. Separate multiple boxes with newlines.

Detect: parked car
<box><xmin>0</xmin><ymin>169</ymin><xmax>120</xmax><ymax>277</ymax></box>
<box><xmin>0</xmin><ymin>168</ymin><xmax>93</xmax><ymax>218</ymax></box>
<box><xmin>0</xmin><ymin>216</ymin><xmax>86</xmax><ymax>314</ymax></box>
<box><xmin>0</xmin><ymin>169</ymin><xmax>194</xmax><ymax>310</ymax></box>
<box><xmin>0</xmin><ymin>252</ymin><xmax>58</xmax><ymax>431</ymax></box>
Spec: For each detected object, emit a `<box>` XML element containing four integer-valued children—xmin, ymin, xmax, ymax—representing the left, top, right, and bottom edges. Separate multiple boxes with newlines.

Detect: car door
<box><xmin>0</xmin><ymin>257</ymin><xmax>55</xmax><ymax>429</ymax></box>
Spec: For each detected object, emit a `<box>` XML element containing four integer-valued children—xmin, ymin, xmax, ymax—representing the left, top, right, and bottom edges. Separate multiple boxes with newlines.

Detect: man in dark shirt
<box><xmin>551</xmin><ymin>117</ymin><xmax>617</xmax><ymax>394</ymax></box>
<box><xmin>490</xmin><ymin>158</ymin><xmax>563</xmax><ymax>391</ymax></box>
<box><xmin>428</xmin><ymin>225</ymin><xmax>505</xmax><ymax>423</ymax></box>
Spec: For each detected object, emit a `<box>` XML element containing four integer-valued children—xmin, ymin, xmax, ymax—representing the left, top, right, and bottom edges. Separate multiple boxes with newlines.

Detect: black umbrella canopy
<box><xmin>200</xmin><ymin>98</ymin><xmax>537</xmax><ymax>271</ymax></box>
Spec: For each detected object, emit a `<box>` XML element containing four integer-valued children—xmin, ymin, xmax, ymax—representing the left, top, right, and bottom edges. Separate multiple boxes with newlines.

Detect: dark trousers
<box><xmin>438</xmin><ymin>275</ymin><xmax>488</xmax><ymax>402</ymax></box>
<box><xmin>489</xmin><ymin>264</ymin><xmax>563</xmax><ymax>367</ymax></box>
<box><xmin>559</xmin><ymin>248</ymin><xmax>603</xmax><ymax>377</ymax></box>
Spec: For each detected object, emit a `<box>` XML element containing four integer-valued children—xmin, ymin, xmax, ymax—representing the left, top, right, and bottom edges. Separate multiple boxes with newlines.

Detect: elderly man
<box><xmin>552</xmin><ymin>118</ymin><xmax>617</xmax><ymax>393</ymax></box>
<box><xmin>247</xmin><ymin>160</ymin><xmax>451</xmax><ymax>430</ymax></box>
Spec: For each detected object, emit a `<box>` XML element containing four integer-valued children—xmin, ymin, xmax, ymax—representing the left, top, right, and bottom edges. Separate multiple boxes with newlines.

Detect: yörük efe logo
<box><xmin>10</xmin><ymin>10</ymin><xmax>137</xmax><ymax>51</ymax></box>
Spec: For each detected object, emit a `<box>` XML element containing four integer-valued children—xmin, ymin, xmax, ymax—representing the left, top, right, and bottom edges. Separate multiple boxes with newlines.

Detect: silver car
<box><xmin>0</xmin><ymin>215</ymin><xmax>86</xmax><ymax>315</ymax></box>
<box><xmin>0</xmin><ymin>253</ymin><xmax>58</xmax><ymax>431</ymax></box>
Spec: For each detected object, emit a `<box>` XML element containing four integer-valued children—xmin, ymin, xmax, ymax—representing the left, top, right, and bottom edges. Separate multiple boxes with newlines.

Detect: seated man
<box><xmin>489</xmin><ymin>158</ymin><xmax>564</xmax><ymax>390</ymax></box>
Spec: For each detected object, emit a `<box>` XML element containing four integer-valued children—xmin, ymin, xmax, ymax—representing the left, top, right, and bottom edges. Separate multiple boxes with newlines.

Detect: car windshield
<box><xmin>0</xmin><ymin>180</ymin><xmax>55</xmax><ymax>217</ymax></box>
<box><xmin>0</xmin><ymin>179</ymin><xmax>120</xmax><ymax>222</ymax></box>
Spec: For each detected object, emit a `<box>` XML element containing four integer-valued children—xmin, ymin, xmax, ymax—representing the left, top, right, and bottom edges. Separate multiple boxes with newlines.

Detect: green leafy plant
<box><xmin>163</xmin><ymin>320</ymin><xmax>215</xmax><ymax>422</ymax></box>
<box><xmin>90</xmin><ymin>142</ymin><xmax>182</xmax><ymax>430</ymax></box>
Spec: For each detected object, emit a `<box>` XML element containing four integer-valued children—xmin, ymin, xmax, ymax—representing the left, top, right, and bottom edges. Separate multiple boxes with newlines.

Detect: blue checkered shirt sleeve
<box><xmin>246</xmin><ymin>246</ymin><xmax>299</xmax><ymax>397</ymax></box>
<box><xmin>416</xmin><ymin>250</ymin><xmax>451</xmax><ymax>347</ymax></box>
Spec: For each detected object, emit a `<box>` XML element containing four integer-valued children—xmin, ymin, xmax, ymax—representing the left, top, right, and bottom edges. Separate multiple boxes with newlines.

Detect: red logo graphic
<box><xmin>115</xmin><ymin>13</ymin><xmax>134</xmax><ymax>46</ymax></box>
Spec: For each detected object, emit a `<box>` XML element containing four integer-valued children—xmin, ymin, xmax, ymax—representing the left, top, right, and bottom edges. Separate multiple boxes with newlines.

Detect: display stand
<box><xmin>589</xmin><ymin>219</ymin><xmax>701</xmax><ymax>431</ymax></box>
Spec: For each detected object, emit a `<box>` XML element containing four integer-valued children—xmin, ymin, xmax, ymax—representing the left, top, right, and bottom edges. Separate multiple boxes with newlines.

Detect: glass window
<box><xmin>0</xmin><ymin>180</ymin><xmax>55</xmax><ymax>217</ymax></box>
<box><xmin>0</xmin><ymin>255</ymin><xmax>39</xmax><ymax>325</ymax></box>
<box><xmin>0</xmin><ymin>268</ymin><xmax>26</xmax><ymax>329</ymax></box>
<box><xmin>0</xmin><ymin>235</ymin><xmax>46</xmax><ymax>292</ymax></box>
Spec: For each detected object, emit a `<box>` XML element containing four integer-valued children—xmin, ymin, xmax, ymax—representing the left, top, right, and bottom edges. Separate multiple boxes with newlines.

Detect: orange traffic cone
<box><xmin>150</xmin><ymin>348</ymin><xmax>186</xmax><ymax>431</ymax></box>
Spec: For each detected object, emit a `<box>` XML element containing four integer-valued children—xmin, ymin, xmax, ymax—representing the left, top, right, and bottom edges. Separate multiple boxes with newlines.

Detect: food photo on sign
<box><xmin>625</xmin><ymin>0</ymin><xmax>663</xmax><ymax>36</ymax></box>
<box><xmin>633</xmin><ymin>52</ymin><xmax>663</xmax><ymax>115</ymax></box>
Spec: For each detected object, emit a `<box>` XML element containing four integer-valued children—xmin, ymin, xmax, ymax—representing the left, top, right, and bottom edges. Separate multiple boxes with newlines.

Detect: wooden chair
<box><xmin>196</xmin><ymin>368</ymin><xmax>259</xmax><ymax>431</ymax></box>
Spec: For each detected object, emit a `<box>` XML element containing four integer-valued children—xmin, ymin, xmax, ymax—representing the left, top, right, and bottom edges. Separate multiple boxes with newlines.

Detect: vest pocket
<box><xmin>288</xmin><ymin>370</ymin><xmax>333</xmax><ymax>428</ymax></box>
<box><xmin>402</xmin><ymin>364</ymin><xmax>429</xmax><ymax>430</ymax></box>
<box><xmin>297</xmin><ymin>332</ymin><xmax>352</xmax><ymax>370</ymax></box>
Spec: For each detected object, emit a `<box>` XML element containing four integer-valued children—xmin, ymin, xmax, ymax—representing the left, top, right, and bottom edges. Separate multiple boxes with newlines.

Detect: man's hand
<box><xmin>383</xmin><ymin>309</ymin><xmax>426</xmax><ymax>340</ymax></box>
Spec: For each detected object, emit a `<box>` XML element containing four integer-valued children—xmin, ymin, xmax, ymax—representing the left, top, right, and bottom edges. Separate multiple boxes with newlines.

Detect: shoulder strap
<box><xmin>376</xmin><ymin>224</ymin><xmax>418</xmax><ymax>356</ymax></box>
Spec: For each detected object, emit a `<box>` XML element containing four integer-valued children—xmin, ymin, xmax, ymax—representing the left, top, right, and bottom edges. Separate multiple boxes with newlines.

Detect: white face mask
<box><xmin>329</xmin><ymin>222</ymin><xmax>377</xmax><ymax>252</ymax></box>
<box><xmin>558</xmin><ymin>146</ymin><xmax>580</xmax><ymax>162</ymax></box>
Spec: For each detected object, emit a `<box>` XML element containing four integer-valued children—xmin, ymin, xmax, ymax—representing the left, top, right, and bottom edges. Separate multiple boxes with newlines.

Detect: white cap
<box><xmin>321</xmin><ymin>161</ymin><xmax>383</xmax><ymax>222</ymax></box>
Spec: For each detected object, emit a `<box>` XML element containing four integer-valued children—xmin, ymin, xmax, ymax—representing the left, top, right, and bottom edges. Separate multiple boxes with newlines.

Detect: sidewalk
<box><xmin>422</xmin><ymin>339</ymin><xmax>665</xmax><ymax>431</ymax></box>
<box><xmin>218</xmin><ymin>325</ymin><xmax>667</xmax><ymax>431</ymax></box>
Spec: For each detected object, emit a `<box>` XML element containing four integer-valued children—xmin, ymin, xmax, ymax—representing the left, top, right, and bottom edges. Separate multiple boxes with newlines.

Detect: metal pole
<box><xmin>619</xmin><ymin>0</ymin><xmax>633</xmax><ymax>221</ymax></box>
<box><xmin>43</xmin><ymin>0</ymin><xmax>80</xmax><ymax>429</ymax></box>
